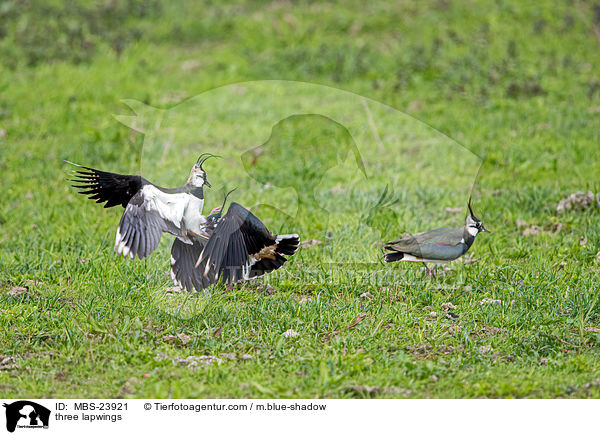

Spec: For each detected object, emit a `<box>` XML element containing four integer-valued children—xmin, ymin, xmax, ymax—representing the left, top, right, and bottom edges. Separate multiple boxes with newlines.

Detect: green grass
<box><xmin>1</xmin><ymin>0</ymin><xmax>600</xmax><ymax>398</ymax></box>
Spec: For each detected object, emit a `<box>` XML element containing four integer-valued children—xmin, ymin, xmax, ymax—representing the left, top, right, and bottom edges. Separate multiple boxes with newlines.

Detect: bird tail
<box><xmin>384</xmin><ymin>252</ymin><xmax>405</xmax><ymax>262</ymax></box>
<box><xmin>246</xmin><ymin>234</ymin><xmax>300</xmax><ymax>279</ymax></box>
<box><xmin>274</xmin><ymin>234</ymin><xmax>300</xmax><ymax>256</ymax></box>
<box><xmin>171</xmin><ymin>238</ymin><xmax>211</xmax><ymax>292</ymax></box>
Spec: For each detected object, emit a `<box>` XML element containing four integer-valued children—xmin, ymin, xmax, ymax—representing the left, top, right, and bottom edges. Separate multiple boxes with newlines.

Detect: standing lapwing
<box><xmin>383</xmin><ymin>199</ymin><xmax>490</xmax><ymax>274</ymax></box>
<box><xmin>191</xmin><ymin>189</ymin><xmax>300</xmax><ymax>286</ymax></box>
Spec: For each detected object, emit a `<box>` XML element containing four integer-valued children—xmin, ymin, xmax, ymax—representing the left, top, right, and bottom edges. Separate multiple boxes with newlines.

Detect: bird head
<box><xmin>466</xmin><ymin>198</ymin><xmax>491</xmax><ymax>235</ymax></box>
<box><xmin>188</xmin><ymin>153</ymin><xmax>219</xmax><ymax>188</ymax></box>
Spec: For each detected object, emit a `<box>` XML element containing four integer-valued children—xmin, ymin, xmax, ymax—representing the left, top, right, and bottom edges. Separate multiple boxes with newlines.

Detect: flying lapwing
<box><xmin>69</xmin><ymin>155</ymin><xmax>224</xmax><ymax>290</ymax></box>
<box><xmin>190</xmin><ymin>189</ymin><xmax>300</xmax><ymax>286</ymax></box>
<box><xmin>68</xmin><ymin>154</ymin><xmax>217</xmax><ymax>259</ymax></box>
<box><xmin>383</xmin><ymin>199</ymin><xmax>490</xmax><ymax>274</ymax></box>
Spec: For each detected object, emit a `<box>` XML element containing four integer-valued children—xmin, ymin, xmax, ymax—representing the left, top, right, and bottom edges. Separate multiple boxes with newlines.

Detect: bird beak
<box><xmin>204</xmin><ymin>179</ymin><xmax>211</xmax><ymax>188</ymax></box>
<box><xmin>481</xmin><ymin>225</ymin><xmax>491</xmax><ymax>233</ymax></box>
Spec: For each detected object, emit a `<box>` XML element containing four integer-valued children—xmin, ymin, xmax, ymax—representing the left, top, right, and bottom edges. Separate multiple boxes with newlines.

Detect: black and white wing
<box><xmin>195</xmin><ymin>202</ymin><xmax>299</xmax><ymax>285</ymax></box>
<box><xmin>70</xmin><ymin>162</ymin><xmax>191</xmax><ymax>259</ymax></box>
<box><xmin>69</xmin><ymin>162</ymin><xmax>143</xmax><ymax>208</ymax></box>
<box><xmin>170</xmin><ymin>238</ymin><xmax>213</xmax><ymax>291</ymax></box>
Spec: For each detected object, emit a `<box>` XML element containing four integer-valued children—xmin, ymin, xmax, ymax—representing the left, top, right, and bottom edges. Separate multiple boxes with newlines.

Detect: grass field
<box><xmin>1</xmin><ymin>0</ymin><xmax>600</xmax><ymax>398</ymax></box>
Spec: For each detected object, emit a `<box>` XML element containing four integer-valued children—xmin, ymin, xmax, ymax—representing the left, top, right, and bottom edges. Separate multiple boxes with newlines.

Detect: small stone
<box><xmin>557</xmin><ymin>191</ymin><xmax>598</xmax><ymax>213</ymax></box>
<box><xmin>300</xmin><ymin>239</ymin><xmax>323</xmax><ymax>248</ymax></box>
<box><xmin>221</xmin><ymin>352</ymin><xmax>237</xmax><ymax>360</ymax></box>
<box><xmin>0</xmin><ymin>356</ymin><xmax>15</xmax><ymax>365</ymax></box>
<box><xmin>480</xmin><ymin>298</ymin><xmax>502</xmax><ymax>306</ymax></box>
<box><xmin>8</xmin><ymin>286</ymin><xmax>27</xmax><ymax>296</ymax></box>
<box><xmin>522</xmin><ymin>225</ymin><xmax>542</xmax><ymax>236</ymax></box>
<box><xmin>282</xmin><ymin>329</ymin><xmax>300</xmax><ymax>338</ymax></box>
<box><xmin>447</xmin><ymin>325</ymin><xmax>462</xmax><ymax>334</ymax></box>
<box><xmin>166</xmin><ymin>286</ymin><xmax>184</xmax><ymax>295</ymax></box>
<box><xmin>441</xmin><ymin>302</ymin><xmax>457</xmax><ymax>311</ymax></box>
<box><xmin>177</xmin><ymin>333</ymin><xmax>191</xmax><ymax>345</ymax></box>
<box><xmin>154</xmin><ymin>352</ymin><xmax>168</xmax><ymax>361</ymax></box>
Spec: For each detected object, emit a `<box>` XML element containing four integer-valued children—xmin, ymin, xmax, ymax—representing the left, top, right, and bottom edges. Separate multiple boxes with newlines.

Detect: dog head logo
<box><xmin>115</xmin><ymin>80</ymin><xmax>482</xmax><ymax>267</ymax></box>
<box><xmin>3</xmin><ymin>401</ymin><xmax>50</xmax><ymax>432</ymax></box>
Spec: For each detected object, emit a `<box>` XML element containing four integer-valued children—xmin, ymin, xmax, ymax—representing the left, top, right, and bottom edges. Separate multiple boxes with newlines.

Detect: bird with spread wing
<box><xmin>68</xmin><ymin>156</ymin><xmax>300</xmax><ymax>291</ymax></box>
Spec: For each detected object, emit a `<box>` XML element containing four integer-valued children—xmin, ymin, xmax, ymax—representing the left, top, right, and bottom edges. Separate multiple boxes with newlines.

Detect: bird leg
<box><xmin>422</xmin><ymin>263</ymin><xmax>438</xmax><ymax>279</ymax></box>
<box><xmin>422</xmin><ymin>262</ymin><xmax>431</xmax><ymax>276</ymax></box>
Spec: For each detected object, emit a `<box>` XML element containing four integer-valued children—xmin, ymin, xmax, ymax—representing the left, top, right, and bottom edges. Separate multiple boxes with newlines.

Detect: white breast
<box><xmin>182</xmin><ymin>195</ymin><xmax>206</xmax><ymax>235</ymax></box>
<box><xmin>142</xmin><ymin>185</ymin><xmax>188</xmax><ymax>229</ymax></box>
<box><xmin>466</xmin><ymin>226</ymin><xmax>478</xmax><ymax>237</ymax></box>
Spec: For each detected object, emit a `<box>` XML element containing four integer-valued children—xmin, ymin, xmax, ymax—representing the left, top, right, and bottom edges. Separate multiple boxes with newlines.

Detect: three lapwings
<box><xmin>70</xmin><ymin>156</ymin><xmax>489</xmax><ymax>287</ymax></box>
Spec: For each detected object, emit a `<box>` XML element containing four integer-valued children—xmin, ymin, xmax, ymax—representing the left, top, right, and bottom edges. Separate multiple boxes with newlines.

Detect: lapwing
<box><xmin>191</xmin><ymin>190</ymin><xmax>300</xmax><ymax>286</ymax></box>
<box><xmin>383</xmin><ymin>199</ymin><xmax>490</xmax><ymax>273</ymax></box>
<box><xmin>68</xmin><ymin>153</ymin><xmax>218</xmax><ymax>259</ymax></box>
